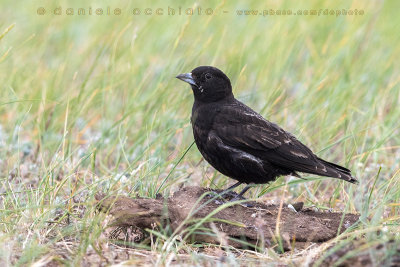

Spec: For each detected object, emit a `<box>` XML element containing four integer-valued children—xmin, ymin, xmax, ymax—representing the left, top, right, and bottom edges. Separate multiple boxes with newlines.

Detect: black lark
<box><xmin>176</xmin><ymin>66</ymin><xmax>357</xmax><ymax>199</ymax></box>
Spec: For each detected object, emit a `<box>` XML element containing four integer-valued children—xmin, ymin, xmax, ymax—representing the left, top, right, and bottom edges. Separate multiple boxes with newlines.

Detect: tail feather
<box><xmin>315</xmin><ymin>157</ymin><xmax>358</xmax><ymax>184</ymax></box>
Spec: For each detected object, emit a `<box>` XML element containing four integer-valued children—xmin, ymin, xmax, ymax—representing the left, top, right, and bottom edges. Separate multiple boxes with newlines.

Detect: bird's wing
<box><xmin>212</xmin><ymin>103</ymin><xmax>322</xmax><ymax>172</ymax></box>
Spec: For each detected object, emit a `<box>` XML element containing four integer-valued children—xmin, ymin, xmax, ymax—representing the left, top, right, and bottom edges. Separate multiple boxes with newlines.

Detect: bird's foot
<box><xmin>224</xmin><ymin>191</ymin><xmax>254</xmax><ymax>207</ymax></box>
<box><xmin>213</xmin><ymin>198</ymin><xmax>254</xmax><ymax>208</ymax></box>
<box><xmin>213</xmin><ymin>194</ymin><xmax>254</xmax><ymax>207</ymax></box>
<box><xmin>230</xmin><ymin>197</ymin><xmax>254</xmax><ymax>208</ymax></box>
<box><xmin>222</xmin><ymin>191</ymin><xmax>247</xmax><ymax>200</ymax></box>
<box><xmin>208</xmin><ymin>189</ymin><xmax>254</xmax><ymax>207</ymax></box>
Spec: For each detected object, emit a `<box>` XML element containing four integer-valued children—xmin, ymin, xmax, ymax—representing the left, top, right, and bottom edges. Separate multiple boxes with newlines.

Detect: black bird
<box><xmin>176</xmin><ymin>66</ymin><xmax>357</xmax><ymax>199</ymax></box>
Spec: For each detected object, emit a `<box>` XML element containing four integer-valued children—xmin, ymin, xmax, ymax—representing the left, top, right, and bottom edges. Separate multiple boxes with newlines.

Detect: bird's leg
<box><xmin>218</xmin><ymin>181</ymin><xmax>242</xmax><ymax>198</ymax></box>
<box><xmin>211</xmin><ymin>182</ymin><xmax>242</xmax><ymax>204</ymax></box>
<box><xmin>230</xmin><ymin>184</ymin><xmax>252</xmax><ymax>201</ymax></box>
<box><xmin>229</xmin><ymin>184</ymin><xmax>255</xmax><ymax>207</ymax></box>
<box><xmin>213</xmin><ymin>182</ymin><xmax>255</xmax><ymax>207</ymax></box>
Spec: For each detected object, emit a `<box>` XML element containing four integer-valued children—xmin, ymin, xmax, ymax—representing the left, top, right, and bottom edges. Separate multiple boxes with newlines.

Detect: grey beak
<box><xmin>176</xmin><ymin>73</ymin><xmax>197</xmax><ymax>86</ymax></box>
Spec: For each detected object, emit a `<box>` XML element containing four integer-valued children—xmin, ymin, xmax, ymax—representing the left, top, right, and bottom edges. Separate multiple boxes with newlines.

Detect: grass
<box><xmin>0</xmin><ymin>0</ymin><xmax>399</xmax><ymax>265</ymax></box>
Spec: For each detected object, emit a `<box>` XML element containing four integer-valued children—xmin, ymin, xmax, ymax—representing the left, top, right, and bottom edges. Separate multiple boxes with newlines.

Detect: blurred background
<box><xmin>0</xmin><ymin>0</ymin><xmax>399</xmax><ymax>265</ymax></box>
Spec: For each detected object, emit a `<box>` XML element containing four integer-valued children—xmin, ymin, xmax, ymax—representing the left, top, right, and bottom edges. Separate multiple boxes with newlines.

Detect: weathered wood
<box><xmin>96</xmin><ymin>186</ymin><xmax>359</xmax><ymax>250</ymax></box>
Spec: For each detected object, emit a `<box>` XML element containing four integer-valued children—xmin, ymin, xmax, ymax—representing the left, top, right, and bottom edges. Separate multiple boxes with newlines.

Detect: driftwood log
<box><xmin>96</xmin><ymin>186</ymin><xmax>359</xmax><ymax>250</ymax></box>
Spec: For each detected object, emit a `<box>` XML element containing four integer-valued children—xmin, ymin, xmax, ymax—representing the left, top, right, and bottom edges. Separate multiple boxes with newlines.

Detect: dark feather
<box><xmin>177</xmin><ymin>66</ymin><xmax>358</xmax><ymax>188</ymax></box>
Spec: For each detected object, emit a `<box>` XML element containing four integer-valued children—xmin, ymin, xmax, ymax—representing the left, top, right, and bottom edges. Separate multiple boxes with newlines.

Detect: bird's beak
<box><xmin>176</xmin><ymin>73</ymin><xmax>197</xmax><ymax>86</ymax></box>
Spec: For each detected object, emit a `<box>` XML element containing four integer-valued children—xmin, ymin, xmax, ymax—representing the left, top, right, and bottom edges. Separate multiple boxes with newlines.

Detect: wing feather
<box><xmin>212</xmin><ymin>102</ymin><xmax>323</xmax><ymax>173</ymax></box>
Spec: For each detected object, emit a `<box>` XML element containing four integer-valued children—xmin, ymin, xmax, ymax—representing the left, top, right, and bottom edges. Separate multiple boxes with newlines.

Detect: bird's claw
<box><xmin>230</xmin><ymin>197</ymin><xmax>254</xmax><ymax>208</ymax></box>
<box><xmin>223</xmin><ymin>191</ymin><xmax>245</xmax><ymax>200</ymax></box>
<box><xmin>213</xmin><ymin>194</ymin><xmax>254</xmax><ymax>208</ymax></box>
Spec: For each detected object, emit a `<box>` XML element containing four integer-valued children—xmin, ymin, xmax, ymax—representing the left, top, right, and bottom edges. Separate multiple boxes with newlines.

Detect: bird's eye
<box><xmin>205</xmin><ymin>73</ymin><xmax>212</xmax><ymax>80</ymax></box>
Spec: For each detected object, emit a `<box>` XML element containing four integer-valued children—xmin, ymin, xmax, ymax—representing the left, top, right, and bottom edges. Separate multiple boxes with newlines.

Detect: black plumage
<box><xmin>176</xmin><ymin>66</ymin><xmax>357</xmax><ymax>197</ymax></box>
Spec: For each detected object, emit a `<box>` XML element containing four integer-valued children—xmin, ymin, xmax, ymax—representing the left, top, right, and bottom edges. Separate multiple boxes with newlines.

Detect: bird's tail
<box><xmin>315</xmin><ymin>157</ymin><xmax>358</xmax><ymax>184</ymax></box>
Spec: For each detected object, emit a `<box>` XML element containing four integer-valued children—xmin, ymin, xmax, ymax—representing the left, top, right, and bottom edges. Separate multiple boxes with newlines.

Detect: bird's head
<box><xmin>176</xmin><ymin>66</ymin><xmax>233</xmax><ymax>102</ymax></box>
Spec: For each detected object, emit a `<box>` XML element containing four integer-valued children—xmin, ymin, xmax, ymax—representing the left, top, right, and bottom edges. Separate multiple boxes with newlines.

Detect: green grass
<box><xmin>1</xmin><ymin>0</ymin><xmax>399</xmax><ymax>265</ymax></box>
